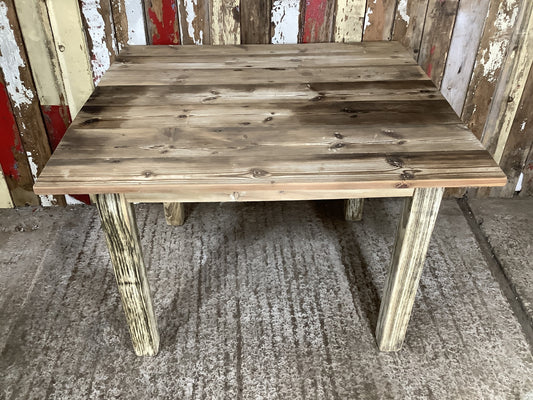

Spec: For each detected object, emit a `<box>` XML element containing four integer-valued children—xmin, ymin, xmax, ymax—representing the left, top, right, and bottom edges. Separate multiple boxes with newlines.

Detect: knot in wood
<box><xmin>250</xmin><ymin>168</ymin><xmax>270</xmax><ymax>178</ymax></box>
<box><xmin>386</xmin><ymin>156</ymin><xmax>404</xmax><ymax>168</ymax></box>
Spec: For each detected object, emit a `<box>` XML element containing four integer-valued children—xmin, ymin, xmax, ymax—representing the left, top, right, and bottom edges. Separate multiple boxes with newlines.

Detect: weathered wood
<box><xmin>334</xmin><ymin>0</ymin><xmax>365</xmax><ymax>43</ymax></box>
<box><xmin>392</xmin><ymin>0</ymin><xmax>430</xmax><ymax>59</ymax></box>
<box><xmin>80</xmin><ymin>0</ymin><xmax>118</xmax><ymax>84</ymax></box>
<box><xmin>376</xmin><ymin>186</ymin><xmax>444</xmax><ymax>351</ymax></box>
<box><xmin>126</xmin><ymin>188</ymin><xmax>415</xmax><ymax>203</ymax></box>
<box><xmin>240</xmin><ymin>0</ymin><xmax>271</xmax><ymax>44</ymax></box>
<box><xmin>0</xmin><ymin>0</ymin><xmax>63</xmax><ymax>206</ymax></box>
<box><xmin>46</xmin><ymin>0</ymin><xmax>95</xmax><ymax>118</ymax></box>
<box><xmin>177</xmin><ymin>0</ymin><xmax>210</xmax><ymax>45</ymax></box>
<box><xmin>210</xmin><ymin>0</ymin><xmax>240</xmax><ymax>45</ymax></box>
<box><xmin>362</xmin><ymin>0</ymin><xmax>397</xmax><ymax>41</ymax></box>
<box><xmin>144</xmin><ymin>0</ymin><xmax>180</xmax><ymax>45</ymax></box>
<box><xmin>0</xmin><ymin>169</ymin><xmax>13</xmax><ymax>208</ymax></box>
<box><xmin>163</xmin><ymin>202</ymin><xmax>186</xmax><ymax>225</ymax></box>
<box><xmin>484</xmin><ymin>64</ymin><xmax>533</xmax><ymax>198</ymax></box>
<box><xmin>93</xmin><ymin>193</ymin><xmax>160</xmax><ymax>356</ymax></box>
<box><xmin>34</xmin><ymin>43</ymin><xmax>506</xmax><ymax>197</ymax></box>
<box><xmin>440</xmin><ymin>0</ymin><xmax>491</xmax><ymax>115</ymax></box>
<box><xmin>271</xmin><ymin>0</ymin><xmax>300</xmax><ymax>44</ymax></box>
<box><xmin>111</xmin><ymin>0</ymin><xmax>148</xmax><ymax>48</ymax></box>
<box><xmin>344</xmin><ymin>198</ymin><xmax>364</xmax><ymax>221</ymax></box>
<box><xmin>301</xmin><ymin>0</ymin><xmax>336</xmax><ymax>43</ymax></box>
<box><xmin>460</xmin><ymin>0</ymin><xmax>521</xmax><ymax>140</ymax></box>
<box><xmin>519</xmin><ymin>145</ymin><xmax>533</xmax><ymax>197</ymax></box>
<box><xmin>417</xmin><ymin>0</ymin><xmax>460</xmax><ymax>87</ymax></box>
<box><xmin>0</xmin><ymin>71</ymin><xmax>38</xmax><ymax>206</ymax></box>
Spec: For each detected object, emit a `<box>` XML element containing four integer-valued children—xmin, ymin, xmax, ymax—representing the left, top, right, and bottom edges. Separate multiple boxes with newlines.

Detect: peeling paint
<box><xmin>515</xmin><ymin>172</ymin><xmax>523</xmax><ymax>191</ymax></box>
<box><xmin>520</xmin><ymin>120</ymin><xmax>527</xmax><ymax>132</ymax></box>
<box><xmin>0</xmin><ymin>2</ymin><xmax>33</xmax><ymax>108</ymax></box>
<box><xmin>80</xmin><ymin>0</ymin><xmax>113</xmax><ymax>84</ymax></box>
<box><xmin>184</xmin><ymin>0</ymin><xmax>203</xmax><ymax>45</ymax></box>
<box><xmin>363</xmin><ymin>7</ymin><xmax>373</xmax><ymax>33</ymax></box>
<box><xmin>125</xmin><ymin>0</ymin><xmax>147</xmax><ymax>45</ymax></box>
<box><xmin>271</xmin><ymin>0</ymin><xmax>300</xmax><ymax>44</ymax></box>
<box><xmin>65</xmin><ymin>194</ymin><xmax>86</xmax><ymax>205</ymax></box>
<box><xmin>26</xmin><ymin>151</ymin><xmax>55</xmax><ymax>206</ymax></box>
<box><xmin>397</xmin><ymin>0</ymin><xmax>410</xmax><ymax>26</ymax></box>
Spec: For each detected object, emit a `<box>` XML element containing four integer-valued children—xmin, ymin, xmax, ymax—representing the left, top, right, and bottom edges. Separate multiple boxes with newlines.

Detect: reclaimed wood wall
<box><xmin>0</xmin><ymin>0</ymin><xmax>532</xmax><ymax>207</ymax></box>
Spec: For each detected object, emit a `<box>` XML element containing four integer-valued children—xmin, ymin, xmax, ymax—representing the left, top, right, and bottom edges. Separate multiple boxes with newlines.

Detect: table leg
<box><xmin>375</xmin><ymin>187</ymin><xmax>444</xmax><ymax>351</ymax></box>
<box><xmin>344</xmin><ymin>198</ymin><xmax>364</xmax><ymax>221</ymax></box>
<box><xmin>163</xmin><ymin>202</ymin><xmax>185</xmax><ymax>226</ymax></box>
<box><xmin>93</xmin><ymin>193</ymin><xmax>160</xmax><ymax>356</ymax></box>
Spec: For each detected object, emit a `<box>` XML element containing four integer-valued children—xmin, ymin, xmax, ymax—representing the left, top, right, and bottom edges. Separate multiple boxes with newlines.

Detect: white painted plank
<box><xmin>125</xmin><ymin>0</ymin><xmax>147</xmax><ymax>45</ymax></box>
<box><xmin>0</xmin><ymin>170</ymin><xmax>13</xmax><ymax>208</ymax></box>
<box><xmin>334</xmin><ymin>0</ymin><xmax>366</xmax><ymax>43</ymax></box>
<box><xmin>45</xmin><ymin>0</ymin><xmax>94</xmax><ymax>118</ymax></box>
<box><xmin>271</xmin><ymin>0</ymin><xmax>300</xmax><ymax>44</ymax></box>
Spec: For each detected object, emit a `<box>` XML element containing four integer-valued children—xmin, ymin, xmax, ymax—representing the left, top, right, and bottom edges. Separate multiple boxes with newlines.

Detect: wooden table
<box><xmin>34</xmin><ymin>42</ymin><xmax>506</xmax><ymax>356</ymax></box>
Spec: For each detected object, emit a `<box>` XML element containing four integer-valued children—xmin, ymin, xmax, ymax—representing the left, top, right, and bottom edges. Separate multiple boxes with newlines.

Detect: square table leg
<box><xmin>344</xmin><ymin>198</ymin><xmax>364</xmax><ymax>221</ymax></box>
<box><xmin>375</xmin><ymin>187</ymin><xmax>444</xmax><ymax>351</ymax></box>
<box><xmin>163</xmin><ymin>202</ymin><xmax>185</xmax><ymax>226</ymax></box>
<box><xmin>93</xmin><ymin>193</ymin><xmax>160</xmax><ymax>356</ymax></box>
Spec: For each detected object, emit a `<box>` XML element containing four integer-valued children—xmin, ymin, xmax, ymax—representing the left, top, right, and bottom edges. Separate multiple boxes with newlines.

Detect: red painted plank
<box><xmin>0</xmin><ymin>81</ymin><xmax>23</xmax><ymax>180</ymax></box>
<box><xmin>41</xmin><ymin>105</ymin><xmax>71</xmax><ymax>151</ymax></box>
<box><xmin>302</xmin><ymin>0</ymin><xmax>334</xmax><ymax>43</ymax></box>
<box><xmin>146</xmin><ymin>0</ymin><xmax>180</xmax><ymax>45</ymax></box>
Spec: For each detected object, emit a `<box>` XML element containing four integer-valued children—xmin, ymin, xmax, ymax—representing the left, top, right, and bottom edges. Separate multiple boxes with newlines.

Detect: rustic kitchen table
<box><xmin>34</xmin><ymin>42</ymin><xmax>506</xmax><ymax>356</ymax></box>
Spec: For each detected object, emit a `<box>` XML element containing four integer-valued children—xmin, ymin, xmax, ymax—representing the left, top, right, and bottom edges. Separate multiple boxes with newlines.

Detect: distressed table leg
<box><xmin>93</xmin><ymin>193</ymin><xmax>160</xmax><ymax>356</ymax></box>
<box><xmin>163</xmin><ymin>202</ymin><xmax>185</xmax><ymax>226</ymax></box>
<box><xmin>375</xmin><ymin>187</ymin><xmax>444</xmax><ymax>351</ymax></box>
<box><xmin>344</xmin><ymin>198</ymin><xmax>364</xmax><ymax>221</ymax></box>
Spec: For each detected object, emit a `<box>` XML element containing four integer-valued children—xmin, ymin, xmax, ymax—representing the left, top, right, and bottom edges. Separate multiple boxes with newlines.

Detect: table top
<box><xmin>34</xmin><ymin>42</ymin><xmax>506</xmax><ymax>197</ymax></box>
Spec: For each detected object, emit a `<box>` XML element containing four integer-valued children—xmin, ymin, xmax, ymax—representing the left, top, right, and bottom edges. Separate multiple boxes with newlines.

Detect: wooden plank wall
<box><xmin>0</xmin><ymin>0</ymin><xmax>531</xmax><ymax>207</ymax></box>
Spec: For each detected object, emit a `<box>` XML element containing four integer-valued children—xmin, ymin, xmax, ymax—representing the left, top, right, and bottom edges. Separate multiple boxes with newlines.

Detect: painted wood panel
<box><xmin>111</xmin><ymin>0</ymin><xmax>148</xmax><ymax>49</ymax></box>
<box><xmin>0</xmin><ymin>75</ymin><xmax>38</xmax><ymax>206</ymax></box>
<box><xmin>334</xmin><ymin>0</ymin><xmax>365</xmax><ymax>43</ymax></box>
<box><xmin>80</xmin><ymin>0</ymin><xmax>118</xmax><ymax>85</ymax></box>
<box><xmin>240</xmin><ymin>0</ymin><xmax>271</xmax><ymax>44</ymax></box>
<box><xmin>392</xmin><ymin>0</ymin><xmax>429</xmax><ymax>59</ymax></box>
<box><xmin>362</xmin><ymin>0</ymin><xmax>397</xmax><ymax>41</ymax></box>
<box><xmin>145</xmin><ymin>0</ymin><xmax>180</xmax><ymax>45</ymax></box>
<box><xmin>0</xmin><ymin>0</ymin><xmax>60</xmax><ymax>206</ymax></box>
<box><xmin>440</xmin><ymin>0</ymin><xmax>490</xmax><ymax>115</ymax></box>
<box><xmin>417</xmin><ymin>0</ymin><xmax>460</xmax><ymax>88</ymax></box>
<box><xmin>210</xmin><ymin>0</ymin><xmax>240</xmax><ymax>45</ymax></box>
<box><xmin>46</xmin><ymin>0</ymin><xmax>95</xmax><ymax>118</ymax></box>
<box><xmin>177</xmin><ymin>0</ymin><xmax>210</xmax><ymax>45</ymax></box>
<box><xmin>301</xmin><ymin>0</ymin><xmax>335</xmax><ymax>43</ymax></box>
<box><xmin>0</xmin><ymin>169</ymin><xmax>12</xmax><ymax>208</ymax></box>
<box><xmin>271</xmin><ymin>0</ymin><xmax>300</xmax><ymax>44</ymax></box>
<box><xmin>461</xmin><ymin>0</ymin><xmax>520</xmax><ymax>141</ymax></box>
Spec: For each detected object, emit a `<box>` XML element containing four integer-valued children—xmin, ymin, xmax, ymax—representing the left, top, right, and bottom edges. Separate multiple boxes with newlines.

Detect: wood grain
<box><xmin>392</xmin><ymin>0</ymin><xmax>429</xmax><ymax>59</ymax></box>
<box><xmin>164</xmin><ymin>202</ymin><xmax>185</xmax><ymax>225</ymax></box>
<box><xmin>0</xmin><ymin>170</ymin><xmax>12</xmax><ymax>208</ymax></box>
<box><xmin>177</xmin><ymin>0</ymin><xmax>210</xmax><ymax>45</ymax></box>
<box><xmin>210</xmin><ymin>0</ymin><xmax>240</xmax><ymax>45</ymax></box>
<box><xmin>240</xmin><ymin>0</ymin><xmax>271</xmax><ymax>44</ymax></box>
<box><xmin>362</xmin><ymin>0</ymin><xmax>397</xmax><ymax>41</ymax></box>
<box><xmin>519</xmin><ymin>145</ymin><xmax>533</xmax><ymax>197</ymax></box>
<box><xmin>376</xmin><ymin>186</ymin><xmax>444</xmax><ymax>351</ymax></box>
<box><xmin>333</xmin><ymin>0</ymin><xmax>366</xmax><ymax>43</ymax></box>
<box><xmin>93</xmin><ymin>193</ymin><xmax>160</xmax><ymax>356</ymax></box>
<box><xmin>344</xmin><ymin>198</ymin><xmax>364</xmax><ymax>221</ymax></box>
<box><xmin>301</xmin><ymin>0</ymin><xmax>335</xmax><ymax>43</ymax></box>
<box><xmin>144</xmin><ymin>0</ymin><xmax>180</xmax><ymax>45</ymax></box>
<box><xmin>34</xmin><ymin>43</ymin><xmax>506</xmax><ymax>197</ymax></box>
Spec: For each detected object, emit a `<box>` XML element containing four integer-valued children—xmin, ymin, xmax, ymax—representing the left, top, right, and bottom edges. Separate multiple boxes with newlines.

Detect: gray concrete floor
<box><xmin>0</xmin><ymin>199</ymin><xmax>532</xmax><ymax>399</ymax></box>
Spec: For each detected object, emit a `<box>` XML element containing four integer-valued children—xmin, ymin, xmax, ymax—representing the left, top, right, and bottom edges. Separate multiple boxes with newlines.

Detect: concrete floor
<box><xmin>0</xmin><ymin>199</ymin><xmax>532</xmax><ymax>399</ymax></box>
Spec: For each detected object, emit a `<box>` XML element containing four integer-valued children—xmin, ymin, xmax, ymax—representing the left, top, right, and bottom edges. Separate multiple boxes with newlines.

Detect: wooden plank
<box><xmin>519</xmin><ymin>145</ymin><xmax>533</xmax><ymax>197</ymax></box>
<box><xmin>240</xmin><ymin>0</ymin><xmax>271</xmax><ymax>44</ymax></box>
<box><xmin>481</xmin><ymin>0</ymin><xmax>533</xmax><ymax>163</ymax></box>
<box><xmin>126</xmin><ymin>188</ymin><xmax>415</xmax><ymax>203</ymax></box>
<box><xmin>271</xmin><ymin>0</ymin><xmax>301</xmax><ymax>44</ymax></box>
<box><xmin>111</xmin><ymin>0</ymin><xmax>147</xmax><ymax>49</ymax></box>
<box><xmin>362</xmin><ymin>0</ymin><xmax>397</xmax><ymax>41</ymax></box>
<box><xmin>46</xmin><ymin>0</ymin><xmax>95</xmax><ymax>118</ymax></box>
<box><xmin>334</xmin><ymin>0</ymin><xmax>366</xmax><ymax>43</ymax></box>
<box><xmin>145</xmin><ymin>0</ymin><xmax>180</xmax><ymax>45</ymax></box>
<box><xmin>0</xmin><ymin>0</ymin><xmax>61</xmax><ymax>206</ymax></box>
<box><xmin>301</xmin><ymin>0</ymin><xmax>336</xmax><ymax>43</ymax></box>
<box><xmin>440</xmin><ymin>0</ymin><xmax>491</xmax><ymax>115</ymax></box>
<box><xmin>93</xmin><ymin>193</ymin><xmax>159</xmax><ymax>356</ymax></box>
<box><xmin>392</xmin><ymin>0</ymin><xmax>429</xmax><ymax>59</ymax></box>
<box><xmin>177</xmin><ymin>0</ymin><xmax>210</xmax><ymax>45</ymax></box>
<box><xmin>0</xmin><ymin>169</ymin><xmax>13</xmax><ymax>208</ymax></box>
<box><xmin>163</xmin><ymin>202</ymin><xmax>185</xmax><ymax>225</ymax></box>
<box><xmin>484</xmin><ymin>64</ymin><xmax>533</xmax><ymax>198</ymax></box>
<box><xmin>417</xmin><ymin>0</ymin><xmax>460</xmax><ymax>88</ymax></box>
<box><xmin>0</xmin><ymin>57</ymin><xmax>38</xmax><ymax>206</ymax></box>
<box><xmin>460</xmin><ymin>0</ymin><xmax>521</xmax><ymax>141</ymax></box>
<box><xmin>344</xmin><ymin>198</ymin><xmax>364</xmax><ymax>220</ymax></box>
<box><xmin>210</xmin><ymin>0</ymin><xmax>240</xmax><ymax>45</ymax></box>
<box><xmin>376</xmin><ymin>187</ymin><xmax>444</xmax><ymax>351</ymax></box>
<box><xmin>80</xmin><ymin>0</ymin><xmax>119</xmax><ymax>84</ymax></box>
